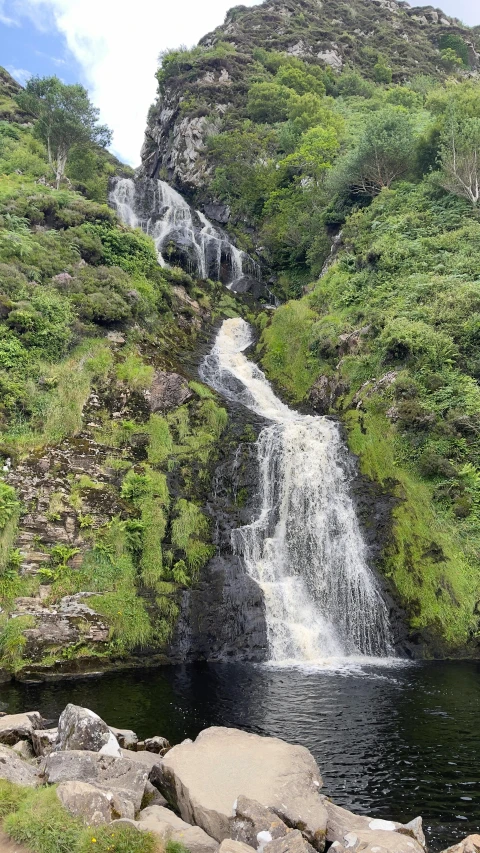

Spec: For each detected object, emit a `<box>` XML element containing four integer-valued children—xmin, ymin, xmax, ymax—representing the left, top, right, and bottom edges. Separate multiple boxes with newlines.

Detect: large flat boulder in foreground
<box><xmin>159</xmin><ymin>727</ymin><xmax>327</xmax><ymax>849</ymax></box>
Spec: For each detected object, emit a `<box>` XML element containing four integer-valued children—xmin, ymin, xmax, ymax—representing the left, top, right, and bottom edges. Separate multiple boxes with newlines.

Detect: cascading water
<box><xmin>200</xmin><ymin>317</ymin><xmax>393</xmax><ymax>664</ymax></box>
<box><xmin>110</xmin><ymin>176</ymin><xmax>259</xmax><ymax>286</ymax></box>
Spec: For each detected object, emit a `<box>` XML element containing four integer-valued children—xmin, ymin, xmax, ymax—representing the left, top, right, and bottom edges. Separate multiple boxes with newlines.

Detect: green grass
<box><xmin>0</xmin><ymin>781</ymin><xmax>159</xmax><ymax>853</ymax></box>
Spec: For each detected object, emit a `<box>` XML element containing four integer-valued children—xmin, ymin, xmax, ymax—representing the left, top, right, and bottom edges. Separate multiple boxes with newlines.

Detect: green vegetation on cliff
<box><xmin>0</xmin><ymin>68</ymin><xmax>235</xmax><ymax>676</ymax></box>
<box><xmin>148</xmin><ymin>0</ymin><xmax>480</xmax><ymax>653</ymax></box>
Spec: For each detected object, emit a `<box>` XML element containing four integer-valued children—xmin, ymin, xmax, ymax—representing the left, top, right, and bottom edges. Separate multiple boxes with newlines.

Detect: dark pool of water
<box><xmin>1</xmin><ymin>660</ymin><xmax>479</xmax><ymax>850</ymax></box>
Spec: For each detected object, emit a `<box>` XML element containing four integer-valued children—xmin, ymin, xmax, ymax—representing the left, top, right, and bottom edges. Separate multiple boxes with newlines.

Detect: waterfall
<box><xmin>110</xmin><ymin>176</ymin><xmax>259</xmax><ymax>287</ymax></box>
<box><xmin>200</xmin><ymin>317</ymin><xmax>393</xmax><ymax>663</ymax></box>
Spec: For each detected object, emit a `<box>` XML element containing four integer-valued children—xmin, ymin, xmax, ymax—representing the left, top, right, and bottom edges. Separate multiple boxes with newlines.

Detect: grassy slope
<box><xmin>0</xmin><ymin>69</ymin><xmax>242</xmax><ymax>675</ymax></box>
<box><xmin>259</xmin><ymin>181</ymin><xmax>480</xmax><ymax>653</ymax></box>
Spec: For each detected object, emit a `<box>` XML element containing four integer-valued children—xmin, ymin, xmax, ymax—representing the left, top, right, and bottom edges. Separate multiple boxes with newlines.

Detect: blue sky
<box><xmin>0</xmin><ymin>0</ymin><xmax>478</xmax><ymax>166</ymax></box>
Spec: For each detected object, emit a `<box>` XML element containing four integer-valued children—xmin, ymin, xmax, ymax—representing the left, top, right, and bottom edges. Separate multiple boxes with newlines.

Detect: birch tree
<box><xmin>16</xmin><ymin>77</ymin><xmax>111</xmax><ymax>189</ymax></box>
<box><xmin>439</xmin><ymin>114</ymin><xmax>480</xmax><ymax>206</ymax></box>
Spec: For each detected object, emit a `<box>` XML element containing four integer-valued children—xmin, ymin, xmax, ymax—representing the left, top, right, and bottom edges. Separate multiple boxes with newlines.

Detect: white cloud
<box><xmin>0</xmin><ymin>0</ymin><xmax>19</xmax><ymax>24</ymax></box>
<box><xmin>9</xmin><ymin>0</ymin><xmax>261</xmax><ymax>166</ymax></box>
<box><xmin>6</xmin><ymin>64</ymin><xmax>31</xmax><ymax>84</ymax></box>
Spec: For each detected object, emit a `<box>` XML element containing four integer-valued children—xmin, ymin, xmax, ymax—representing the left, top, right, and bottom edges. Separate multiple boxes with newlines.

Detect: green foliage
<box><xmin>171</xmin><ymin>499</ymin><xmax>214</xmax><ymax>575</ymax></box>
<box><xmin>116</xmin><ymin>352</ymin><xmax>154</xmax><ymax>389</ymax></box>
<box><xmin>16</xmin><ymin>76</ymin><xmax>112</xmax><ymax>188</ymax></box>
<box><xmin>1</xmin><ymin>781</ymin><xmax>157</xmax><ymax>853</ymax></box>
<box><xmin>439</xmin><ymin>34</ymin><xmax>469</xmax><ymax>67</ymax></box>
<box><xmin>0</xmin><ymin>480</ymin><xmax>20</xmax><ymax>530</ymax></box>
<box><xmin>0</xmin><ymin>615</ymin><xmax>35</xmax><ymax>671</ymax></box>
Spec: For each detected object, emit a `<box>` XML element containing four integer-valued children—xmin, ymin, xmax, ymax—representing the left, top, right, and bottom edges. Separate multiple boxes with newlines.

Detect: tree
<box><xmin>16</xmin><ymin>77</ymin><xmax>112</xmax><ymax>189</ymax></box>
<box><xmin>247</xmin><ymin>82</ymin><xmax>292</xmax><ymax>123</ymax></box>
<box><xmin>438</xmin><ymin>114</ymin><xmax>480</xmax><ymax>205</ymax></box>
<box><xmin>329</xmin><ymin>107</ymin><xmax>415</xmax><ymax>197</ymax></box>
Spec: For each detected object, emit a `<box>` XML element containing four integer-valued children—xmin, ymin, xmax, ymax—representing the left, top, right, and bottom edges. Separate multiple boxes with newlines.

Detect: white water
<box><xmin>200</xmin><ymin>318</ymin><xmax>394</xmax><ymax>665</ymax></box>
<box><xmin>110</xmin><ymin>177</ymin><xmax>258</xmax><ymax>286</ymax></box>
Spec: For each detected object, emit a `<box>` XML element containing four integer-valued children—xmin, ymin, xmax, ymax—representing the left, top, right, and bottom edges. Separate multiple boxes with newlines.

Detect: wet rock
<box><xmin>441</xmin><ymin>836</ymin><xmax>480</xmax><ymax>853</ymax></box>
<box><xmin>230</xmin><ymin>276</ymin><xmax>271</xmax><ymax>303</ymax></box>
<box><xmin>159</xmin><ymin>727</ymin><xmax>326</xmax><ymax>848</ymax></box>
<box><xmin>138</xmin><ymin>805</ymin><xmax>219</xmax><ymax>853</ymax></box>
<box><xmin>0</xmin><ymin>712</ymin><xmax>44</xmax><ymax>746</ymax></box>
<box><xmin>43</xmin><ymin>750</ymin><xmax>148</xmax><ymax>814</ymax></box>
<box><xmin>144</xmin><ymin>736</ymin><xmax>170</xmax><ymax>754</ymax></box>
<box><xmin>231</xmin><ymin>796</ymin><xmax>290</xmax><ymax>848</ymax></box>
<box><xmin>32</xmin><ymin>727</ymin><xmax>58</xmax><ymax>757</ymax></box>
<box><xmin>56</xmin><ymin>704</ymin><xmax>121</xmax><ymax>756</ymax></box>
<box><xmin>57</xmin><ymin>780</ymin><xmax>119</xmax><ymax>825</ymax></box>
<box><xmin>148</xmin><ymin>371</ymin><xmax>192</xmax><ymax>413</ymax></box>
<box><xmin>169</xmin><ymin>556</ymin><xmax>267</xmax><ymax>663</ymax></box>
<box><xmin>0</xmin><ymin>745</ymin><xmax>39</xmax><ymax>786</ymax></box>
<box><xmin>309</xmin><ymin>376</ymin><xmax>346</xmax><ymax>416</ymax></box>
<box><xmin>265</xmin><ymin>831</ymin><xmax>317</xmax><ymax>853</ymax></box>
<box><xmin>204</xmin><ymin>202</ymin><xmax>231</xmax><ymax>224</ymax></box>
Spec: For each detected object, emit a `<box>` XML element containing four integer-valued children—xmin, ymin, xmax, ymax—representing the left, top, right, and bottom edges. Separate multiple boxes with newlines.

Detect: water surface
<box><xmin>2</xmin><ymin>660</ymin><xmax>479</xmax><ymax>850</ymax></box>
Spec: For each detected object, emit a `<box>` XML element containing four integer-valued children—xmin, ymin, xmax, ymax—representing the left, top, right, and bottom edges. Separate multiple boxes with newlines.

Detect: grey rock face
<box><xmin>56</xmin><ymin>704</ymin><xmax>121</xmax><ymax>756</ymax></box>
<box><xmin>43</xmin><ymin>750</ymin><xmax>148</xmax><ymax>813</ymax></box>
<box><xmin>138</xmin><ymin>805</ymin><xmax>219</xmax><ymax>853</ymax></box>
<box><xmin>169</xmin><ymin>556</ymin><xmax>267</xmax><ymax>662</ymax></box>
<box><xmin>231</xmin><ymin>796</ymin><xmax>290</xmax><ymax>848</ymax></box>
<box><xmin>158</xmin><ymin>727</ymin><xmax>327</xmax><ymax>849</ymax></box>
<box><xmin>265</xmin><ymin>831</ymin><xmax>317</xmax><ymax>853</ymax></box>
<box><xmin>0</xmin><ymin>744</ymin><xmax>39</xmax><ymax>787</ymax></box>
<box><xmin>32</xmin><ymin>727</ymin><xmax>58</xmax><ymax>757</ymax></box>
<box><xmin>11</xmin><ymin>741</ymin><xmax>34</xmax><ymax>761</ymax></box>
<box><xmin>204</xmin><ymin>202</ymin><xmax>231</xmax><ymax>224</ymax></box>
<box><xmin>148</xmin><ymin>371</ymin><xmax>193</xmax><ymax>413</ymax></box>
<box><xmin>0</xmin><ymin>712</ymin><xmax>44</xmax><ymax>746</ymax></box>
<box><xmin>109</xmin><ymin>727</ymin><xmax>138</xmax><ymax>750</ymax></box>
<box><xmin>57</xmin><ymin>780</ymin><xmax>119</xmax><ymax>825</ymax></box>
<box><xmin>220</xmin><ymin>842</ymin><xmax>256</xmax><ymax>853</ymax></box>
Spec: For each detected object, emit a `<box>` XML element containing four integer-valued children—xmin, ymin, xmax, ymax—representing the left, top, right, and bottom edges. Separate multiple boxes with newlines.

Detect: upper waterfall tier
<box><xmin>110</xmin><ymin>176</ymin><xmax>258</xmax><ymax>288</ymax></box>
<box><xmin>201</xmin><ymin>318</ymin><xmax>393</xmax><ymax>664</ymax></box>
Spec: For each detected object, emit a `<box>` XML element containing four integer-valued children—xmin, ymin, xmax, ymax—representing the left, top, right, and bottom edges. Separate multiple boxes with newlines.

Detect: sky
<box><xmin>0</xmin><ymin>0</ymin><xmax>479</xmax><ymax>167</ymax></box>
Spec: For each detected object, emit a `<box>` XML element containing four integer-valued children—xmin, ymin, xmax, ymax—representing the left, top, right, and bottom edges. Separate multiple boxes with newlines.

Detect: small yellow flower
<box><xmin>91</xmin><ymin>839</ymin><xmax>97</xmax><ymax>844</ymax></box>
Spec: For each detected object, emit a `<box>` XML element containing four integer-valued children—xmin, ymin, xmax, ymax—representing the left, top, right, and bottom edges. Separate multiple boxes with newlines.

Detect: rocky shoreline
<box><xmin>0</xmin><ymin>705</ymin><xmax>478</xmax><ymax>853</ymax></box>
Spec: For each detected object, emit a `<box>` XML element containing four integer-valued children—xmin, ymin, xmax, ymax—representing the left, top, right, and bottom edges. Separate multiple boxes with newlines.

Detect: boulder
<box><xmin>441</xmin><ymin>837</ymin><xmax>480</xmax><ymax>853</ymax></box>
<box><xmin>159</xmin><ymin>727</ymin><xmax>327</xmax><ymax>849</ymax></box>
<box><xmin>144</xmin><ymin>736</ymin><xmax>170</xmax><ymax>754</ymax></box>
<box><xmin>120</xmin><ymin>747</ymin><xmax>162</xmax><ymax>772</ymax></box>
<box><xmin>56</xmin><ymin>705</ymin><xmax>121</xmax><ymax>756</ymax></box>
<box><xmin>32</xmin><ymin>727</ymin><xmax>58</xmax><ymax>757</ymax></box>
<box><xmin>330</xmin><ymin>829</ymin><xmax>425</xmax><ymax>853</ymax></box>
<box><xmin>143</xmin><ymin>779</ymin><xmax>168</xmax><ymax>808</ymax></box>
<box><xmin>138</xmin><ymin>805</ymin><xmax>219</xmax><ymax>853</ymax></box>
<box><xmin>43</xmin><ymin>750</ymin><xmax>148</xmax><ymax>813</ymax></box>
<box><xmin>11</xmin><ymin>740</ymin><xmax>34</xmax><ymax>761</ymax></box>
<box><xmin>149</xmin><ymin>371</ymin><xmax>192</xmax><ymax>413</ymax></box>
<box><xmin>0</xmin><ymin>744</ymin><xmax>38</xmax><ymax>787</ymax></box>
<box><xmin>265</xmin><ymin>831</ymin><xmax>317</xmax><ymax>853</ymax></box>
<box><xmin>220</xmin><ymin>842</ymin><xmax>256</xmax><ymax>853</ymax></box>
<box><xmin>231</xmin><ymin>796</ymin><xmax>290</xmax><ymax>848</ymax></box>
<box><xmin>57</xmin><ymin>780</ymin><xmax>120</xmax><ymax>825</ymax></box>
<box><xmin>109</xmin><ymin>727</ymin><xmax>138</xmax><ymax>750</ymax></box>
<box><xmin>0</xmin><ymin>712</ymin><xmax>44</xmax><ymax>746</ymax></box>
<box><xmin>204</xmin><ymin>202</ymin><xmax>230</xmax><ymax>225</ymax></box>
<box><xmin>325</xmin><ymin>802</ymin><xmax>425</xmax><ymax>850</ymax></box>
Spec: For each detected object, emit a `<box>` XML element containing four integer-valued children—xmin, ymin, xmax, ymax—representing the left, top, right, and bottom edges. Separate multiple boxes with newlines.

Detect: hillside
<box><xmin>0</xmin><ymin>67</ymin><xmax>254</xmax><ymax>679</ymax></box>
<box><xmin>139</xmin><ymin>0</ymin><xmax>480</xmax><ymax>655</ymax></box>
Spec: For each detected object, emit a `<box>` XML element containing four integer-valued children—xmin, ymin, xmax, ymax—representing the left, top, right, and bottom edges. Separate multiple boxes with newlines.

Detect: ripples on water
<box><xmin>1</xmin><ymin>661</ymin><xmax>479</xmax><ymax>850</ymax></box>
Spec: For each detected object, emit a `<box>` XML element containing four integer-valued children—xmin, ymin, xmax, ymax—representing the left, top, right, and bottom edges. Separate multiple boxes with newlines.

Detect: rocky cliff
<box><xmin>140</xmin><ymin>0</ymin><xmax>480</xmax><ymax>198</ymax></box>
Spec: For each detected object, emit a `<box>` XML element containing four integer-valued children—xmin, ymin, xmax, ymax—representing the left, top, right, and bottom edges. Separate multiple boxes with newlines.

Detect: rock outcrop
<box><xmin>56</xmin><ymin>704</ymin><xmax>122</xmax><ymax>756</ymax></box>
<box><xmin>0</xmin><ymin>744</ymin><xmax>39</xmax><ymax>787</ymax></box>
